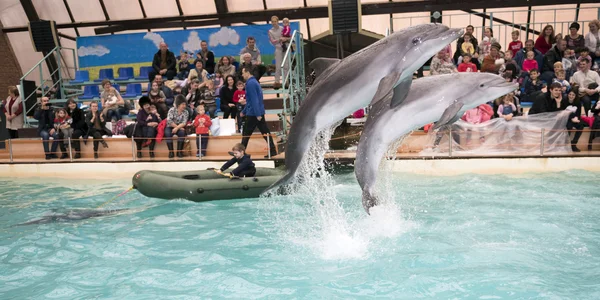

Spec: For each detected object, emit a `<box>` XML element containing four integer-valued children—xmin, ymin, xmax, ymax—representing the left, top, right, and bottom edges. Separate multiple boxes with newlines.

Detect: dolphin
<box><xmin>355</xmin><ymin>73</ymin><xmax>518</xmax><ymax>214</ymax></box>
<box><xmin>15</xmin><ymin>208</ymin><xmax>133</xmax><ymax>226</ymax></box>
<box><xmin>264</xmin><ymin>24</ymin><xmax>464</xmax><ymax>193</ymax></box>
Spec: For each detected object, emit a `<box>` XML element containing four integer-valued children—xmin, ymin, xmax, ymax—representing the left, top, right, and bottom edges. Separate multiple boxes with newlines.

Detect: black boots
<box><xmin>177</xmin><ymin>141</ymin><xmax>185</xmax><ymax>158</ymax></box>
<box><xmin>167</xmin><ymin>143</ymin><xmax>175</xmax><ymax>158</ymax></box>
<box><xmin>59</xmin><ymin>143</ymin><xmax>69</xmax><ymax>159</ymax></box>
<box><xmin>149</xmin><ymin>141</ymin><xmax>156</xmax><ymax>158</ymax></box>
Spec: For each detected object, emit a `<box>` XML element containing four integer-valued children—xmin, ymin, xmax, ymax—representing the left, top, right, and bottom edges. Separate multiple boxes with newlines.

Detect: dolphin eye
<box><xmin>479</xmin><ymin>84</ymin><xmax>485</xmax><ymax>88</ymax></box>
<box><xmin>412</xmin><ymin>37</ymin><xmax>421</xmax><ymax>45</ymax></box>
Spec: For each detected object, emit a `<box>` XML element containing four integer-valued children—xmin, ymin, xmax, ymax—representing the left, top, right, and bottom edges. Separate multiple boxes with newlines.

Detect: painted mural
<box><xmin>76</xmin><ymin>22</ymin><xmax>300</xmax><ymax>80</ymax></box>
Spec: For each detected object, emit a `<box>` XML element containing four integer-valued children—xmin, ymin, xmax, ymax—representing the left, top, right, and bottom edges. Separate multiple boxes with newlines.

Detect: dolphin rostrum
<box><xmin>264</xmin><ymin>24</ymin><xmax>464</xmax><ymax>193</ymax></box>
<box><xmin>15</xmin><ymin>208</ymin><xmax>133</xmax><ymax>226</ymax></box>
<box><xmin>355</xmin><ymin>73</ymin><xmax>518</xmax><ymax>214</ymax></box>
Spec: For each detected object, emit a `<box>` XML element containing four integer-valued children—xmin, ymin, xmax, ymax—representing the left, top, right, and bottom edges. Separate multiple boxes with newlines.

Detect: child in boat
<box><xmin>218</xmin><ymin>143</ymin><xmax>256</xmax><ymax>177</ymax></box>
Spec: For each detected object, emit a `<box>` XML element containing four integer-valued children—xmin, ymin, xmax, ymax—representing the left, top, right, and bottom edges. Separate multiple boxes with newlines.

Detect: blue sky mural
<box><xmin>76</xmin><ymin>22</ymin><xmax>300</xmax><ymax>68</ymax></box>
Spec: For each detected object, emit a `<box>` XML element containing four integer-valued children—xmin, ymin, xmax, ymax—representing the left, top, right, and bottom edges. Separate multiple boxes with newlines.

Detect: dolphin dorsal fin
<box><xmin>389</xmin><ymin>77</ymin><xmax>412</xmax><ymax>109</ymax></box>
<box><xmin>432</xmin><ymin>101</ymin><xmax>464</xmax><ymax>131</ymax></box>
<box><xmin>309</xmin><ymin>58</ymin><xmax>341</xmax><ymax>77</ymax></box>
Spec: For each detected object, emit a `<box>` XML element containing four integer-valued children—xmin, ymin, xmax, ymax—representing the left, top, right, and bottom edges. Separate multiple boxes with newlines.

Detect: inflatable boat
<box><xmin>132</xmin><ymin>168</ymin><xmax>284</xmax><ymax>202</ymax></box>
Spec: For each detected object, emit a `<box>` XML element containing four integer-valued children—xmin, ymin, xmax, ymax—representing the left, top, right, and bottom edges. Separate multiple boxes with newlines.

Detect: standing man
<box><xmin>240</xmin><ymin>67</ymin><xmax>277</xmax><ymax>158</ymax></box>
<box><xmin>149</xmin><ymin>42</ymin><xmax>177</xmax><ymax>82</ymax></box>
<box><xmin>240</xmin><ymin>37</ymin><xmax>267</xmax><ymax>81</ymax></box>
<box><xmin>197</xmin><ymin>41</ymin><xmax>216</xmax><ymax>74</ymax></box>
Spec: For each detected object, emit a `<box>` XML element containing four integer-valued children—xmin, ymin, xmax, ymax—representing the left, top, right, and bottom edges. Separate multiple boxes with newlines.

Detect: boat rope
<box><xmin>96</xmin><ymin>186</ymin><xmax>134</xmax><ymax>209</ymax></box>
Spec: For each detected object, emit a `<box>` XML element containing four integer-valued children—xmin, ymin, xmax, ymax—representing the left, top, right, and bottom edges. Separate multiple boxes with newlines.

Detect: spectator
<box><xmin>541</xmin><ymin>38</ymin><xmax>567</xmax><ymax>84</ymax></box>
<box><xmin>239</xmin><ymin>37</ymin><xmax>267</xmax><ymax>80</ymax></box>
<box><xmin>553</xmin><ymin>69</ymin><xmax>571</xmax><ymax>93</ymax></box>
<box><xmin>150</xmin><ymin>42</ymin><xmax>177</xmax><ymax>81</ymax></box>
<box><xmin>529</xmin><ymin>82</ymin><xmax>563</xmax><ymax>115</ymax></box>
<box><xmin>135</xmin><ymin>96</ymin><xmax>159</xmax><ymax>158</ymax></box>
<box><xmin>220</xmin><ymin>75</ymin><xmax>237</xmax><ymax>119</ymax></box>
<box><xmin>281</xmin><ymin>17</ymin><xmax>292</xmax><ymax>51</ymax></box>
<box><xmin>576</xmin><ymin>48</ymin><xmax>593</xmax><ymax>71</ymax></box>
<box><xmin>508</xmin><ymin>30</ymin><xmax>523</xmax><ymax>54</ymax></box>
<box><xmin>193</xmin><ymin>105</ymin><xmax>212</xmax><ymax>157</ymax></box>
<box><xmin>521</xmin><ymin>69</ymin><xmax>546</xmax><ymax>103</ymax></box>
<box><xmin>34</xmin><ymin>97</ymin><xmax>60</xmax><ymax>159</ymax></box>
<box><xmin>188</xmin><ymin>60</ymin><xmax>209</xmax><ymax>88</ymax></box>
<box><xmin>522</xmin><ymin>50</ymin><xmax>539</xmax><ymax>73</ymax></box>
<box><xmin>64</xmin><ymin>98</ymin><xmax>87</xmax><ymax>159</ymax></box>
<box><xmin>481</xmin><ymin>43</ymin><xmax>503</xmax><ymax>74</ymax></box>
<box><xmin>584</xmin><ymin>19</ymin><xmax>600</xmax><ymax>68</ymax></box>
<box><xmin>84</xmin><ymin>101</ymin><xmax>111</xmax><ymax>159</ymax></box>
<box><xmin>185</xmin><ymin>79</ymin><xmax>202</xmax><ymax>114</ymax></box>
<box><xmin>514</xmin><ymin>39</ymin><xmax>544</xmax><ymax>71</ymax></box>
<box><xmin>153</xmin><ymin>74</ymin><xmax>175</xmax><ymax>107</ymax></box>
<box><xmin>587</xmin><ymin>100</ymin><xmax>600</xmax><ymax>150</ymax></box>
<box><xmin>177</xmin><ymin>51</ymin><xmax>190</xmax><ymax>80</ymax></box>
<box><xmin>239</xmin><ymin>67</ymin><xmax>277</xmax><ymax>158</ymax></box>
<box><xmin>457</xmin><ymin>53</ymin><xmax>477</xmax><ymax>72</ymax></box>
<box><xmin>563</xmin><ymin>48</ymin><xmax>577</xmax><ymax>78</ymax></box>
<box><xmin>570</xmin><ymin>58</ymin><xmax>600</xmax><ymax>116</ymax></box>
<box><xmin>497</xmin><ymin>93</ymin><xmax>517</xmax><ymax>120</ymax></box>
<box><xmin>499</xmin><ymin>50</ymin><xmax>521</xmax><ymax>80</ymax></box>
<box><xmin>213</xmin><ymin>72</ymin><xmax>224</xmax><ymax>97</ymax></box>
<box><xmin>53</xmin><ymin>108</ymin><xmax>71</xmax><ymax>159</ymax></box>
<box><xmin>199</xmin><ymin>80</ymin><xmax>217</xmax><ymax>119</ymax></box>
<box><xmin>459</xmin><ymin>33</ymin><xmax>476</xmax><ymax>57</ymax></box>
<box><xmin>535</xmin><ymin>25</ymin><xmax>556</xmax><ymax>55</ymax></box>
<box><xmin>565</xmin><ymin>22</ymin><xmax>585</xmax><ymax>50</ymax></box>
<box><xmin>453</xmin><ymin>25</ymin><xmax>479</xmax><ymax>64</ymax></box>
<box><xmin>148</xmin><ymin>81</ymin><xmax>168</xmax><ymax>119</ymax></box>
<box><xmin>561</xmin><ymin>88</ymin><xmax>584</xmax><ymax>152</ymax></box>
<box><xmin>217</xmin><ymin>56</ymin><xmax>236</xmax><ymax>78</ymax></box>
<box><xmin>165</xmin><ymin>95</ymin><xmax>189</xmax><ymax>158</ymax></box>
<box><xmin>268</xmin><ymin>16</ymin><xmax>284</xmax><ymax>89</ymax></box>
<box><xmin>430</xmin><ymin>50</ymin><xmax>457</xmax><ymax>75</ymax></box>
<box><xmin>100</xmin><ymin>79</ymin><xmax>126</xmax><ymax>122</ymax></box>
<box><xmin>237</xmin><ymin>53</ymin><xmax>255</xmax><ymax>81</ymax></box>
<box><xmin>234</xmin><ymin>80</ymin><xmax>246</xmax><ymax>132</ymax></box>
<box><xmin>3</xmin><ymin>86</ymin><xmax>23</xmax><ymax>139</ymax></box>
<box><xmin>196</xmin><ymin>41</ymin><xmax>215</xmax><ymax>74</ymax></box>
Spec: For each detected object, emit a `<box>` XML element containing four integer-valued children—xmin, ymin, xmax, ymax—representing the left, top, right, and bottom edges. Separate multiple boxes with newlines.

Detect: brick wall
<box><xmin>0</xmin><ymin>21</ymin><xmax>24</xmax><ymax>93</ymax></box>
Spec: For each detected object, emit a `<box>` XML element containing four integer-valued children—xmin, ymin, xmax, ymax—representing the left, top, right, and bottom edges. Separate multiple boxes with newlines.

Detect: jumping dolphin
<box><xmin>264</xmin><ymin>24</ymin><xmax>463</xmax><ymax>193</ymax></box>
<box><xmin>15</xmin><ymin>208</ymin><xmax>133</xmax><ymax>226</ymax></box>
<box><xmin>355</xmin><ymin>73</ymin><xmax>518</xmax><ymax>214</ymax></box>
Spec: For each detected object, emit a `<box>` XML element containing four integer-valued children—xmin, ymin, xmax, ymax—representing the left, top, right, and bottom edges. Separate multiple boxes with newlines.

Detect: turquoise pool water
<box><xmin>1</xmin><ymin>170</ymin><xmax>599</xmax><ymax>298</ymax></box>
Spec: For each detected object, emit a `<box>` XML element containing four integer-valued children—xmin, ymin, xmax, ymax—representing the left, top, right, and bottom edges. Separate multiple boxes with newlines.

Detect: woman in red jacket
<box><xmin>535</xmin><ymin>25</ymin><xmax>556</xmax><ymax>55</ymax></box>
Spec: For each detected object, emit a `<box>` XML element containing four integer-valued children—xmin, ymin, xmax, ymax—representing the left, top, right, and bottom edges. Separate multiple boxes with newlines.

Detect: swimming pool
<box><xmin>1</xmin><ymin>169</ymin><xmax>599</xmax><ymax>298</ymax></box>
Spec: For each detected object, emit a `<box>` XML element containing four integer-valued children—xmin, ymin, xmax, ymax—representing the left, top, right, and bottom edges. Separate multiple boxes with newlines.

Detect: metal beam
<box><xmin>62</xmin><ymin>0</ymin><xmax>79</xmax><ymax>36</ymax></box>
<box><xmin>58</xmin><ymin>32</ymin><xmax>76</xmax><ymax>41</ymax></box>
<box><xmin>575</xmin><ymin>2</ymin><xmax>580</xmax><ymax>21</ymax></box>
<box><xmin>526</xmin><ymin>6</ymin><xmax>532</xmax><ymax>40</ymax></box>
<box><xmin>99</xmin><ymin>0</ymin><xmax>110</xmax><ymax>21</ymax></box>
<box><xmin>4</xmin><ymin>0</ymin><xmax>597</xmax><ymax>33</ymax></box>
<box><xmin>138</xmin><ymin>0</ymin><xmax>149</xmax><ymax>32</ymax></box>
<box><xmin>94</xmin><ymin>19</ymin><xmax>221</xmax><ymax>35</ymax></box>
<box><xmin>462</xmin><ymin>9</ymin><xmax>541</xmax><ymax>35</ymax></box>
<box><xmin>175</xmin><ymin>0</ymin><xmax>186</xmax><ymax>29</ymax></box>
<box><xmin>214</xmin><ymin>0</ymin><xmax>231</xmax><ymax>26</ymax></box>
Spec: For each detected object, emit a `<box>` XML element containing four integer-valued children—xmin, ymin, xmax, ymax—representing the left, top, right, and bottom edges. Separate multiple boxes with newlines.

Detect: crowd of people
<box><xmin>426</xmin><ymin>21</ymin><xmax>600</xmax><ymax>152</ymax></box>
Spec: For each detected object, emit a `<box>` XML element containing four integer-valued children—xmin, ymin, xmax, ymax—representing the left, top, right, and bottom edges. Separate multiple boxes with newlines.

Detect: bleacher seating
<box><xmin>117</xmin><ymin>67</ymin><xmax>134</xmax><ymax>81</ymax></box>
<box><xmin>135</xmin><ymin>66</ymin><xmax>153</xmax><ymax>80</ymax></box>
<box><xmin>79</xmin><ymin>85</ymin><xmax>100</xmax><ymax>100</ymax></box>
<box><xmin>94</xmin><ymin>68</ymin><xmax>115</xmax><ymax>82</ymax></box>
<box><xmin>123</xmin><ymin>83</ymin><xmax>142</xmax><ymax>97</ymax></box>
<box><xmin>70</xmin><ymin>70</ymin><xmax>89</xmax><ymax>84</ymax></box>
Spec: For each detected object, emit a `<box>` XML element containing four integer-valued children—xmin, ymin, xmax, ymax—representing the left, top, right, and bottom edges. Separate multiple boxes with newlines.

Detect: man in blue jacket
<box><xmin>240</xmin><ymin>67</ymin><xmax>277</xmax><ymax>158</ymax></box>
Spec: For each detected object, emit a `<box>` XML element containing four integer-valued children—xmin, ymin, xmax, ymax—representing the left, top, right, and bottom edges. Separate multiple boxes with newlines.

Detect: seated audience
<box><xmin>457</xmin><ymin>53</ymin><xmax>477</xmax><ymax>72</ymax></box>
<box><xmin>541</xmin><ymin>39</ymin><xmax>567</xmax><ymax>84</ymax></box>
<box><xmin>570</xmin><ymin>58</ymin><xmax>600</xmax><ymax>115</ymax></box>
<box><xmin>193</xmin><ymin>105</ymin><xmax>212</xmax><ymax>157</ymax></box>
<box><xmin>239</xmin><ymin>36</ymin><xmax>267</xmax><ymax>80</ymax></box>
<box><xmin>584</xmin><ymin>20</ymin><xmax>600</xmax><ymax>68</ymax></box>
<box><xmin>185</xmin><ymin>79</ymin><xmax>202</xmax><ymax>116</ymax></box>
<box><xmin>497</xmin><ymin>93</ymin><xmax>517</xmax><ymax>120</ymax></box>
<box><xmin>521</xmin><ymin>69</ymin><xmax>546</xmax><ymax>103</ymax></box>
<box><xmin>85</xmin><ymin>101</ymin><xmax>111</xmax><ymax>159</ymax></box>
<box><xmin>535</xmin><ymin>25</ymin><xmax>556</xmax><ymax>55</ymax></box>
<box><xmin>218</xmin><ymin>56</ymin><xmax>237</xmax><ymax>78</ymax></box>
<box><xmin>150</xmin><ymin>42</ymin><xmax>177</xmax><ymax>81</ymax></box>
<box><xmin>576</xmin><ymin>48</ymin><xmax>593</xmax><ymax>71</ymax></box>
<box><xmin>148</xmin><ymin>81</ymin><xmax>168</xmax><ymax>119</ymax></box>
<box><xmin>508</xmin><ymin>30</ymin><xmax>523</xmax><ymax>54</ymax></box>
<box><xmin>34</xmin><ymin>97</ymin><xmax>60</xmax><ymax>159</ymax></box>
<box><xmin>515</xmin><ymin>39</ymin><xmax>544</xmax><ymax>71</ymax></box>
<box><xmin>64</xmin><ymin>99</ymin><xmax>87</xmax><ymax>159</ymax></box>
<box><xmin>565</xmin><ymin>22</ymin><xmax>585</xmax><ymax>50</ymax></box>
<box><xmin>430</xmin><ymin>50</ymin><xmax>458</xmax><ymax>75</ymax></box>
<box><xmin>197</xmin><ymin>41</ymin><xmax>216</xmax><ymax>74</ymax></box>
<box><xmin>135</xmin><ymin>96</ymin><xmax>159</xmax><ymax>158</ymax></box>
<box><xmin>561</xmin><ymin>88</ymin><xmax>584</xmax><ymax>152</ymax></box>
<box><xmin>53</xmin><ymin>107</ymin><xmax>72</xmax><ymax>159</ymax></box>
<box><xmin>199</xmin><ymin>80</ymin><xmax>217</xmax><ymax>119</ymax></box>
<box><xmin>177</xmin><ymin>51</ymin><xmax>190</xmax><ymax>80</ymax></box>
<box><xmin>100</xmin><ymin>79</ymin><xmax>126</xmax><ymax>122</ymax></box>
<box><xmin>499</xmin><ymin>50</ymin><xmax>521</xmax><ymax>80</ymax></box>
<box><xmin>220</xmin><ymin>75</ymin><xmax>237</xmax><ymax>119</ymax></box>
<box><xmin>218</xmin><ymin>143</ymin><xmax>256</xmax><ymax>177</ymax></box>
<box><xmin>188</xmin><ymin>60</ymin><xmax>209</xmax><ymax>87</ymax></box>
<box><xmin>587</xmin><ymin>100</ymin><xmax>600</xmax><ymax>150</ymax></box>
<box><xmin>481</xmin><ymin>43</ymin><xmax>503</xmax><ymax>74</ymax></box>
<box><xmin>553</xmin><ymin>69</ymin><xmax>571</xmax><ymax>93</ymax></box>
<box><xmin>165</xmin><ymin>95</ymin><xmax>189</xmax><ymax>158</ymax></box>
<box><xmin>528</xmin><ymin>82</ymin><xmax>563</xmax><ymax>115</ymax></box>
<box><xmin>563</xmin><ymin>48</ymin><xmax>577</xmax><ymax>79</ymax></box>
<box><xmin>522</xmin><ymin>50</ymin><xmax>539</xmax><ymax>73</ymax></box>
<box><xmin>234</xmin><ymin>80</ymin><xmax>246</xmax><ymax>132</ymax></box>
<box><xmin>3</xmin><ymin>86</ymin><xmax>23</xmax><ymax>139</ymax></box>
<box><xmin>153</xmin><ymin>74</ymin><xmax>175</xmax><ymax>107</ymax></box>
<box><xmin>453</xmin><ymin>25</ymin><xmax>479</xmax><ymax>64</ymax></box>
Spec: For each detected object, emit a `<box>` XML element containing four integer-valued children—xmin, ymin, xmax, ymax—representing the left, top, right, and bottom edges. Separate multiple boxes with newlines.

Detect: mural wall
<box><xmin>76</xmin><ymin>22</ymin><xmax>300</xmax><ymax>80</ymax></box>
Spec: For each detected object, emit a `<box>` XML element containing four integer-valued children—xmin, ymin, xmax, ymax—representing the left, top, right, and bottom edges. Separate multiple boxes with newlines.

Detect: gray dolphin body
<box><xmin>264</xmin><ymin>24</ymin><xmax>463</xmax><ymax>193</ymax></box>
<box><xmin>356</xmin><ymin>73</ymin><xmax>518</xmax><ymax>213</ymax></box>
<box><xmin>16</xmin><ymin>208</ymin><xmax>132</xmax><ymax>226</ymax></box>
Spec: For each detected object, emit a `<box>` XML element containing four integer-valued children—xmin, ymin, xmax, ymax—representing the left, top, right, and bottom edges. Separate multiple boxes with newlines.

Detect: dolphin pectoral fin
<box><xmin>370</xmin><ymin>72</ymin><xmax>403</xmax><ymax>106</ymax></box>
<box><xmin>432</xmin><ymin>101</ymin><xmax>464</xmax><ymax>131</ymax></box>
<box><xmin>309</xmin><ymin>58</ymin><xmax>341</xmax><ymax>77</ymax></box>
<box><xmin>389</xmin><ymin>77</ymin><xmax>413</xmax><ymax>109</ymax></box>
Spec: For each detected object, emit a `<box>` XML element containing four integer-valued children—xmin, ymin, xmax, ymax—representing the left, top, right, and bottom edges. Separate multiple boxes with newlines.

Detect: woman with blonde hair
<box><xmin>585</xmin><ymin>19</ymin><xmax>600</xmax><ymax>68</ymax></box>
<box><xmin>3</xmin><ymin>86</ymin><xmax>24</xmax><ymax>139</ymax></box>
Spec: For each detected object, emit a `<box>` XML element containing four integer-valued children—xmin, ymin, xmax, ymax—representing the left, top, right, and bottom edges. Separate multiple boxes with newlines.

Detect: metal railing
<box><xmin>280</xmin><ymin>30</ymin><xmax>306</xmax><ymax>139</ymax></box>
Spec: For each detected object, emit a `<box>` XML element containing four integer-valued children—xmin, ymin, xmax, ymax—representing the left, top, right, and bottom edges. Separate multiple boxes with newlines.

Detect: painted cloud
<box><xmin>209</xmin><ymin>27</ymin><xmax>240</xmax><ymax>47</ymax></box>
<box><xmin>78</xmin><ymin>45</ymin><xmax>110</xmax><ymax>57</ymax></box>
<box><xmin>143</xmin><ymin>32</ymin><xmax>164</xmax><ymax>48</ymax></box>
<box><xmin>183</xmin><ymin>31</ymin><xmax>202</xmax><ymax>53</ymax></box>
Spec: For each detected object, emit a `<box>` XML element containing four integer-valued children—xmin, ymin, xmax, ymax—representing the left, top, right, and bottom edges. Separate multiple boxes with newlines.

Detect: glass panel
<box><xmin>7</xmin><ymin>32</ymin><xmax>48</xmax><ymax>83</ymax></box>
<box><xmin>305</xmin><ymin>0</ymin><xmax>326</xmax><ymax>6</ymax></box>
<box><xmin>142</xmin><ymin>0</ymin><xmax>180</xmax><ymax>18</ymax></box>
<box><xmin>361</xmin><ymin>15</ymin><xmax>388</xmax><ymax>36</ymax></box>
<box><xmin>265</xmin><ymin>0</ymin><xmax>303</xmax><ymax>10</ymax></box>
<box><xmin>103</xmin><ymin>0</ymin><xmax>143</xmax><ymax>20</ymax></box>
<box><xmin>226</xmin><ymin>0</ymin><xmax>263</xmax><ymax>12</ymax></box>
<box><xmin>0</xmin><ymin>0</ymin><xmax>29</xmax><ymax>27</ymax></box>
<box><xmin>180</xmin><ymin>0</ymin><xmax>216</xmax><ymax>14</ymax></box>
<box><xmin>66</xmin><ymin>0</ymin><xmax>104</xmax><ymax>22</ymax></box>
<box><xmin>308</xmin><ymin>18</ymin><xmax>330</xmax><ymax>37</ymax></box>
<box><xmin>32</xmin><ymin>0</ymin><xmax>71</xmax><ymax>23</ymax></box>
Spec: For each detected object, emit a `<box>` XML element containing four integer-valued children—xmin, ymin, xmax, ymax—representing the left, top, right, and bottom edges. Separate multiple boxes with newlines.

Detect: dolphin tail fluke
<box><xmin>362</xmin><ymin>190</ymin><xmax>379</xmax><ymax>215</ymax></box>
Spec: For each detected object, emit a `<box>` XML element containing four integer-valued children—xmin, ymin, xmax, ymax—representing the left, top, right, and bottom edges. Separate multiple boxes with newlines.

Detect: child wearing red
<box><xmin>522</xmin><ymin>51</ymin><xmax>539</xmax><ymax>72</ymax></box>
<box><xmin>233</xmin><ymin>81</ymin><xmax>246</xmax><ymax>132</ymax></box>
<box><xmin>508</xmin><ymin>30</ymin><xmax>523</xmax><ymax>54</ymax></box>
<box><xmin>193</xmin><ymin>105</ymin><xmax>212</xmax><ymax>157</ymax></box>
<box><xmin>457</xmin><ymin>53</ymin><xmax>478</xmax><ymax>72</ymax></box>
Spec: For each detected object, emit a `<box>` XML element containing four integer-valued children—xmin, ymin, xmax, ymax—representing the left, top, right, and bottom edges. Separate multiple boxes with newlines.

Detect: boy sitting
<box><xmin>218</xmin><ymin>143</ymin><xmax>256</xmax><ymax>177</ymax></box>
